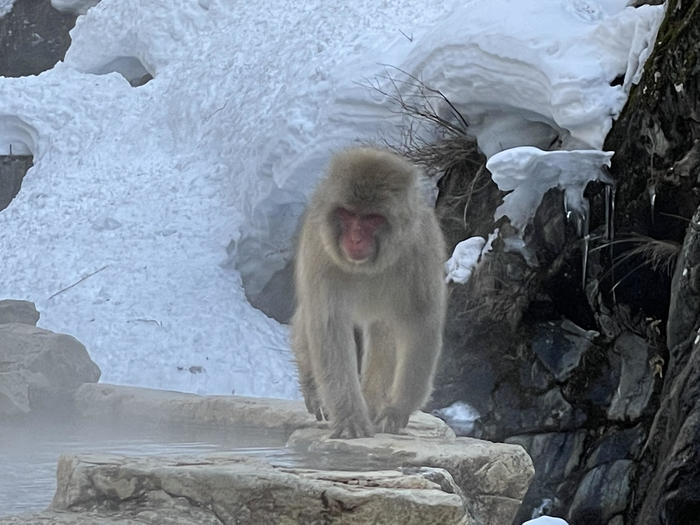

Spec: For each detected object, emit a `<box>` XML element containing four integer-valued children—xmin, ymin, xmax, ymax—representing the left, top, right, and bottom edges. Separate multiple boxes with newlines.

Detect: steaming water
<box><xmin>0</xmin><ymin>414</ymin><xmax>395</xmax><ymax>517</ymax></box>
<box><xmin>0</xmin><ymin>414</ymin><xmax>293</xmax><ymax>516</ymax></box>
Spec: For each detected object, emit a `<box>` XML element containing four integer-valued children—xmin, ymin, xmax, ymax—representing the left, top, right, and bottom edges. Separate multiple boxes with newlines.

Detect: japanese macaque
<box><xmin>291</xmin><ymin>147</ymin><xmax>447</xmax><ymax>438</ymax></box>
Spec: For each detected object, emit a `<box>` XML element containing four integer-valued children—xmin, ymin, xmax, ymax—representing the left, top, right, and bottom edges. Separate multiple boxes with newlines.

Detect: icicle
<box><xmin>605</xmin><ymin>183</ymin><xmax>617</xmax><ymax>302</ymax></box>
<box><xmin>563</xmin><ymin>189</ymin><xmax>591</xmax><ymax>287</ymax></box>
<box><xmin>581</xmin><ymin>203</ymin><xmax>590</xmax><ymax>289</ymax></box>
<box><xmin>564</xmin><ymin>197</ymin><xmax>586</xmax><ymax>238</ymax></box>
<box><xmin>582</xmin><ymin>232</ymin><xmax>590</xmax><ymax>289</ymax></box>
<box><xmin>604</xmin><ymin>183</ymin><xmax>616</xmax><ymax>241</ymax></box>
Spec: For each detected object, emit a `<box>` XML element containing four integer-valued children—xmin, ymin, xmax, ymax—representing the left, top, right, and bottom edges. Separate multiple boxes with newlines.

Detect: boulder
<box><xmin>0</xmin><ymin>323</ymin><xmax>100</xmax><ymax>416</ymax></box>
<box><xmin>0</xmin><ymin>299</ymin><xmax>39</xmax><ymax>325</ymax></box>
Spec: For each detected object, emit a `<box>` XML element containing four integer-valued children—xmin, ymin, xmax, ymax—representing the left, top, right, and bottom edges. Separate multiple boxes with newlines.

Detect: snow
<box><xmin>523</xmin><ymin>518</ymin><xmax>570</xmax><ymax>525</ymax></box>
<box><xmin>432</xmin><ymin>401</ymin><xmax>480</xmax><ymax>435</ymax></box>
<box><xmin>445</xmin><ymin>237</ymin><xmax>486</xmax><ymax>285</ymax></box>
<box><xmin>0</xmin><ymin>0</ymin><xmax>663</xmax><ymax>397</ymax></box>
<box><xmin>0</xmin><ymin>0</ymin><xmax>13</xmax><ymax>17</ymax></box>
<box><xmin>488</xmin><ymin>148</ymin><xmax>614</xmax><ymax>232</ymax></box>
<box><xmin>50</xmin><ymin>0</ymin><xmax>99</xmax><ymax>15</ymax></box>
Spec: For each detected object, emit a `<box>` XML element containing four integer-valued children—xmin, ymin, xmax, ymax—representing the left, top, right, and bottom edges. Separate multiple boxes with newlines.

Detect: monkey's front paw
<box><xmin>329</xmin><ymin>413</ymin><xmax>374</xmax><ymax>439</ymax></box>
<box><xmin>374</xmin><ymin>407</ymin><xmax>410</xmax><ymax>434</ymax></box>
<box><xmin>302</xmin><ymin>391</ymin><xmax>328</xmax><ymax>421</ymax></box>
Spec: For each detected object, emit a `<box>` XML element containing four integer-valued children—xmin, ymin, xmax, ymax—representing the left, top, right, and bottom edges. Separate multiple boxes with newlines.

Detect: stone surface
<box><xmin>584</xmin><ymin>426</ymin><xmax>644</xmax><ymax>470</ymax></box>
<box><xmin>75</xmin><ymin>382</ymin><xmax>460</xmax><ymax>437</ymax></box>
<box><xmin>0</xmin><ymin>299</ymin><xmax>39</xmax><ymax>325</ymax></box>
<box><xmin>507</xmin><ymin>431</ymin><xmax>587</xmax><ymax>509</ymax></box>
<box><xmin>0</xmin><ymin>323</ymin><xmax>100</xmax><ymax>416</ymax></box>
<box><xmin>288</xmin><ymin>425</ymin><xmax>534</xmax><ymax>525</ymax></box>
<box><xmin>636</xmin><ymin>206</ymin><xmax>700</xmax><ymax>524</ymax></box>
<box><xmin>1</xmin><ymin>455</ymin><xmax>471</xmax><ymax>525</ymax></box>
<box><xmin>532</xmin><ymin>321</ymin><xmax>597</xmax><ymax>382</ymax></box>
<box><xmin>568</xmin><ymin>460</ymin><xmax>634</xmax><ymax>524</ymax></box>
<box><xmin>607</xmin><ymin>332</ymin><xmax>654</xmax><ymax>421</ymax></box>
<box><xmin>74</xmin><ymin>382</ymin><xmax>318</xmax><ymax>433</ymax></box>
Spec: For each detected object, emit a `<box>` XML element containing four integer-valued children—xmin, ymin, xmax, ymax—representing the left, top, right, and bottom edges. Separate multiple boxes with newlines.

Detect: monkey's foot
<box><xmin>374</xmin><ymin>407</ymin><xmax>410</xmax><ymax>434</ymax></box>
<box><xmin>329</xmin><ymin>414</ymin><xmax>374</xmax><ymax>439</ymax></box>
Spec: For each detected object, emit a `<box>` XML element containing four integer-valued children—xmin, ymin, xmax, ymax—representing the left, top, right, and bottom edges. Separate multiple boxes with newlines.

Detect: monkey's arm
<box><xmin>376</xmin><ymin>307</ymin><xmax>444</xmax><ymax>434</ymax></box>
<box><xmin>304</xmin><ymin>294</ymin><xmax>374</xmax><ymax>438</ymax></box>
<box><xmin>290</xmin><ymin>311</ymin><xmax>325</xmax><ymax>420</ymax></box>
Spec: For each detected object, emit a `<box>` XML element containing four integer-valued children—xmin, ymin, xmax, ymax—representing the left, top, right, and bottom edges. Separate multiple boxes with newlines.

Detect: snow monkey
<box><xmin>291</xmin><ymin>147</ymin><xmax>447</xmax><ymax>438</ymax></box>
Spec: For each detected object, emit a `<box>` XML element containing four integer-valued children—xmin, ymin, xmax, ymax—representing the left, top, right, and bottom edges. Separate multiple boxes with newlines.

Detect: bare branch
<box><xmin>48</xmin><ymin>265</ymin><xmax>109</xmax><ymax>300</ymax></box>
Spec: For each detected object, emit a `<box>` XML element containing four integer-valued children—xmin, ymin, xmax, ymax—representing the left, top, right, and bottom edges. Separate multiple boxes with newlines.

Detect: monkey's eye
<box><xmin>363</xmin><ymin>214</ymin><xmax>386</xmax><ymax>229</ymax></box>
<box><xmin>336</xmin><ymin>208</ymin><xmax>356</xmax><ymax>222</ymax></box>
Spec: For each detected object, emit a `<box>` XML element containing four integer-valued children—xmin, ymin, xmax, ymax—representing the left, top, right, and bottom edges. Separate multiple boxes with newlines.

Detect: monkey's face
<box><xmin>336</xmin><ymin>207</ymin><xmax>387</xmax><ymax>263</ymax></box>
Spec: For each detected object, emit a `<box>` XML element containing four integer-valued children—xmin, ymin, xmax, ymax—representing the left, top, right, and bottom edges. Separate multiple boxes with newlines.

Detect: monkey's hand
<box><xmin>303</xmin><ymin>393</ymin><xmax>327</xmax><ymax>421</ymax></box>
<box><xmin>373</xmin><ymin>407</ymin><xmax>411</xmax><ymax>434</ymax></box>
<box><xmin>299</xmin><ymin>379</ymin><xmax>327</xmax><ymax>421</ymax></box>
<box><xmin>329</xmin><ymin>413</ymin><xmax>374</xmax><ymax>439</ymax></box>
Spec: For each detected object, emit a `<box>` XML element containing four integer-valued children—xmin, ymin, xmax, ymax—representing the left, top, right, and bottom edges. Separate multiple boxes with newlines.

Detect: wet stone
<box><xmin>607</xmin><ymin>332</ymin><xmax>654</xmax><ymax>422</ymax></box>
<box><xmin>585</xmin><ymin>426</ymin><xmax>645</xmax><ymax>469</ymax></box>
<box><xmin>506</xmin><ymin>431</ymin><xmax>587</xmax><ymax>485</ymax></box>
<box><xmin>568</xmin><ymin>460</ymin><xmax>634</xmax><ymax>524</ymax></box>
<box><xmin>532</xmin><ymin>320</ymin><xmax>597</xmax><ymax>382</ymax></box>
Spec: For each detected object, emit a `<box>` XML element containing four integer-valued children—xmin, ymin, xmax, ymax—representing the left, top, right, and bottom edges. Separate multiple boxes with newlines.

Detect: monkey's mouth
<box><xmin>343</xmin><ymin>250</ymin><xmax>371</xmax><ymax>264</ymax></box>
<box><xmin>341</xmin><ymin>240</ymin><xmax>374</xmax><ymax>263</ymax></box>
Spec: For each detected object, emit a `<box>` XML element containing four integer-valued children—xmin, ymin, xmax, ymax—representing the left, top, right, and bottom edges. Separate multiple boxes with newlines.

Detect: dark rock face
<box><xmin>0</xmin><ymin>155</ymin><xmax>32</xmax><ymax>211</ymax></box>
<box><xmin>633</xmin><ymin>208</ymin><xmax>700</xmax><ymax>524</ymax></box>
<box><xmin>0</xmin><ymin>0</ymin><xmax>77</xmax><ymax>77</ymax></box>
<box><xmin>603</xmin><ymin>1</ymin><xmax>700</xmax><ymax>523</ymax></box>
<box><xmin>433</xmin><ymin>1</ymin><xmax>700</xmax><ymax>524</ymax></box>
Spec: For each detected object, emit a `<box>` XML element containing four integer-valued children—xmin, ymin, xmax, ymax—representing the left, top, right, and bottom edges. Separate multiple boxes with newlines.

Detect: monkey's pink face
<box><xmin>336</xmin><ymin>207</ymin><xmax>386</xmax><ymax>263</ymax></box>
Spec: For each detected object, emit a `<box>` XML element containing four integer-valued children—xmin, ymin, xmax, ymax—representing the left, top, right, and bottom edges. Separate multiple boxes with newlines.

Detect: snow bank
<box><xmin>0</xmin><ymin>0</ymin><xmax>664</xmax><ymax>395</ymax></box>
<box><xmin>0</xmin><ymin>0</ymin><xmax>13</xmax><ymax>17</ymax></box>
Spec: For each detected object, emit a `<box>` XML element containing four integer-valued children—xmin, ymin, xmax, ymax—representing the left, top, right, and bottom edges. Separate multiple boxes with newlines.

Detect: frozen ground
<box><xmin>0</xmin><ymin>0</ymin><xmax>663</xmax><ymax>402</ymax></box>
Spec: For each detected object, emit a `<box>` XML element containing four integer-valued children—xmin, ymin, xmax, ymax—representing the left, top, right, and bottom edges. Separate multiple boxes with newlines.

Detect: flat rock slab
<box><xmin>289</xmin><ymin>427</ymin><xmax>533</xmax><ymax>525</ymax></box>
<box><xmin>74</xmin><ymin>382</ymin><xmax>318</xmax><ymax>433</ymax></box>
<box><xmin>74</xmin><ymin>383</ymin><xmax>459</xmax><ymax>439</ymax></box>
<box><xmin>1</xmin><ymin>454</ymin><xmax>472</xmax><ymax>525</ymax></box>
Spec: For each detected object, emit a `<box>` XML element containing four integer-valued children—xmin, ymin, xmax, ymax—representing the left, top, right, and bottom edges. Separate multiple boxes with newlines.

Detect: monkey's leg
<box><xmin>306</xmin><ymin>308</ymin><xmax>374</xmax><ymax>438</ymax></box>
<box><xmin>375</xmin><ymin>320</ymin><xmax>442</xmax><ymax>434</ymax></box>
<box><xmin>361</xmin><ymin>321</ymin><xmax>396</xmax><ymax>423</ymax></box>
<box><xmin>290</xmin><ymin>311</ymin><xmax>324</xmax><ymax>420</ymax></box>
